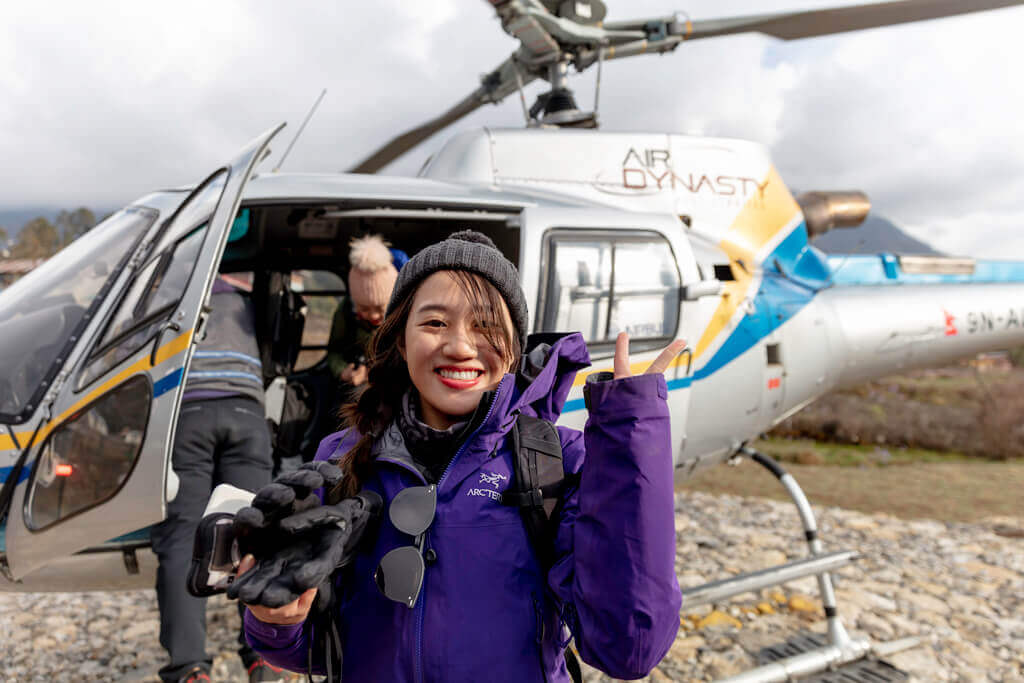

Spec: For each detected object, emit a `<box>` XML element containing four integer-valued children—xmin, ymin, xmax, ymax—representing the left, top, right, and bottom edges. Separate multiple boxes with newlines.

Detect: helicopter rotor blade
<box><xmin>684</xmin><ymin>0</ymin><xmax>1024</xmax><ymax>42</ymax></box>
<box><xmin>578</xmin><ymin>0</ymin><xmax>1024</xmax><ymax>69</ymax></box>
<box><xmin>348</xmin><ymin>55</ymin><xmax>536</xmax><ymax>174</ymax></box>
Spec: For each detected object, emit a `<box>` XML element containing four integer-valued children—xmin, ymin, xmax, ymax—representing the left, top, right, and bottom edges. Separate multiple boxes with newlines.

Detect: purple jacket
<box><xmin>244</xmin><ymin>333</ymin><xmax>681</xmax><ymax>681</ymax></box>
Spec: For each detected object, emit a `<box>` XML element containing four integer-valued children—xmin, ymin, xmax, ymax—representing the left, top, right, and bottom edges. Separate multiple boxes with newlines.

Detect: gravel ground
<box><xmin>1</xmin><ymin>490</ymin><xmax>1021</xmax><ymax>682</ymax></box>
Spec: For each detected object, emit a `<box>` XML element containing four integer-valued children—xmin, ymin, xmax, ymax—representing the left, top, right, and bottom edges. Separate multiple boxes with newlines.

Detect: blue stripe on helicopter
<box><xmin>0</xmin><ymin>465</ymin><xmax>30</xmax><ymax>486</ymax></box>
<box><xmin>153</xmin><ymin>367</ymin><xmax>184</xmax><ymax>398</ymax></box>
<box><xmin>695</xmin><ymin>227</ymin><xmax>820</xmax><ymax>381</ymax></box>
<box><xmin>828</xmin><ymin>254</ymin><xmax>1024</xmax><ymax>286</ymax></box>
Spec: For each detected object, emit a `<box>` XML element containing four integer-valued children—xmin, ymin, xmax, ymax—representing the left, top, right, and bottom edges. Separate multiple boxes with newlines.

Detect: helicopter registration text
<box><xmin>966</xmin><ymin>308</ymin><xmax>1024</xmax><ymax>334</ymax></box>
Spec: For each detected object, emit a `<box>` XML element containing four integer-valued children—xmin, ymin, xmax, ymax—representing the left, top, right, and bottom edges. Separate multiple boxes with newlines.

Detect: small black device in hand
<box><xmin>187</xmin><ymin>484</ymin><xmax>255</xmax><ymax>597</ymax></box>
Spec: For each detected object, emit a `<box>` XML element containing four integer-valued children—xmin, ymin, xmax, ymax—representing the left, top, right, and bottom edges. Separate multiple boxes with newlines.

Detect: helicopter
<box><xmin>3</xmin><ymin>1</ymin><xmax>1024</xmax><ymax>681</ymax></box>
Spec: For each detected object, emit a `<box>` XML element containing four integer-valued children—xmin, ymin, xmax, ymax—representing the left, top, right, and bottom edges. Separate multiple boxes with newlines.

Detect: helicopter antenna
<box><xmin>273</xmin><ymin>88</ymin><xmax>327</xmax><ymax>173</ymax></box>
<box><xmin>513</xmin><ymin>63</ymin><xmax>531</xmax><ymax>125</ymax></box>
<box><xmin>592</xmin><ymin>45</ymin><xmax>604</xmax><ymax>116</ymax></box>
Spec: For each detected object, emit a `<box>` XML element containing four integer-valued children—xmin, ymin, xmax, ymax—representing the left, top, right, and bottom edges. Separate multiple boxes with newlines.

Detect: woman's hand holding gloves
<box><xmin>228</xmin><ymin>461</ymin><xmax>382</xmax><ymax>621</ymax></box>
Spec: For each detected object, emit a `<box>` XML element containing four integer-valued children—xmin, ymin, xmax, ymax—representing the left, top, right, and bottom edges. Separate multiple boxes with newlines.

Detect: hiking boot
<box><xmin>178</xmin><ymin>666</ymin><xmax>211</xmax><ymax>683</ymax></box>
<box><xmin>248</xmin><ymin>657</ymin><xmax>287</xmax><ymax>683</ymax></box>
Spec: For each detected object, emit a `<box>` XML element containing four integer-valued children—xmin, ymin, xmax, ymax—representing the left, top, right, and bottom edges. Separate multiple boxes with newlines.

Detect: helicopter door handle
<box><xmin>150</xmin><ymin>320</ymin><xmax>183</xmax><ymax>366</ymax></box>
<box><xmin>675</xmin><ymin>346</ymin><xmax>693</xmax><ymax>377</ymax></box>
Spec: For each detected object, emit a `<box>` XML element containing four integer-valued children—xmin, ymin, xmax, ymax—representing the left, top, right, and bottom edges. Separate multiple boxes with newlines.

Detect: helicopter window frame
<box><xmin>70</xmin><ymin>168</ymin><xmax>230</xmax><ymax>393</ymax></box>
<box><xmin>23</xmin><ymin>373</ymin><xmax>153</xmax><ymax>532</ymax></box>
<box><xmin>76</xmin><ymin>224</ymin><xmax>210</xmax><ymax>391</ymax></box>
<box><xmin>290</xmin><ymin>269</ymin><xmax>349</xmax><ymax>372</ymax></box>
<box><xmin>539</xmin><ymin>229</ymin><xmax>681</xmax><ymax>360</ymax></box>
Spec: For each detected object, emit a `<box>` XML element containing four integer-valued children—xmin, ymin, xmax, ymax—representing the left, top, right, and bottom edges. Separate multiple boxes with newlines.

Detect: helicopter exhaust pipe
<box><xmin>797</xmin><ymin>191</ymin><xmax>871</xmax><ymax>238</ymax></box>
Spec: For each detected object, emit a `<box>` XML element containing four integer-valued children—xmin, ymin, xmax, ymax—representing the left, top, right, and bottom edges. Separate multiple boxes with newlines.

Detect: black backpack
<box><xmin>501</xmin><ymin>414</ymin><xmax>583</xmax><ymax>683</ymax></box>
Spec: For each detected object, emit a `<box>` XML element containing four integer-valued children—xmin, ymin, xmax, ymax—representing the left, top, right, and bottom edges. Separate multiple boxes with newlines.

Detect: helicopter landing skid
<box><xmin>701</xmin><ymin>448</ymin><xmax>918</xmax><ymax>683</ymax></box>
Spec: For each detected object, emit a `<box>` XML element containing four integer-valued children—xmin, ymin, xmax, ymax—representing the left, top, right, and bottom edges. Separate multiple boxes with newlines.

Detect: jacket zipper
<box><xmin>414</xmin><ymin>376</ymin><xmax>506</xmax><ymax>683</ymax></box>
<box><xmin>373</xmin><ymin>456</ymin><xmax>425</xmax><ymax>682</ymax></box>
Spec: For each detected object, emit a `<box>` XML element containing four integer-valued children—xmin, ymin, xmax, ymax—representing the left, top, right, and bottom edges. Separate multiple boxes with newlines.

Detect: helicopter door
<box><xmin>3</xmin><ymin>125</ymin><xmax>284</xmax><ymax>580</ymax></box>
<box><xmin>523</xmin><ymin>207</ymin><xmax>694</xmax><ymax>456</ymax></box>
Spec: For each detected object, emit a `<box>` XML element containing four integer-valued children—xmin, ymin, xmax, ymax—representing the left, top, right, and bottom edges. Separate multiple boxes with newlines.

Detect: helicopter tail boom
<box><xmin>820</xmin><ymin>256</ymin><xmax>1024</xmax><ymax>389</ymax></box>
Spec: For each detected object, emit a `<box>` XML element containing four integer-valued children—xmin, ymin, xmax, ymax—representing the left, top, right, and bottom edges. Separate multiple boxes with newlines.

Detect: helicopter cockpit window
<box><xmin>291</xmin><ymin>270</ymin><xmax>346</xmax><ymax>371</ymax></box>
<box><xmin>79</xmin><ymin>225</ymin><xmax>209</xmax><ymax>388</ymax></box>
<box><xmin>542</xmin><ymin>232</ymin><xmax>680</xmax><ymax>353</ymax></box>
<box><xmin>152</xmin><ymin>172</ymin><xmax>226</xmax><ymax>254</ymax></box>
<box><xmin>0</xmin><ymin>208</ymin><xmax>156</xmax><ymax>421</ymax></box>
<box><xmin>26</xmin><ymin>375</ymin><xmax>150</xmax><ymax>530</ymax></box>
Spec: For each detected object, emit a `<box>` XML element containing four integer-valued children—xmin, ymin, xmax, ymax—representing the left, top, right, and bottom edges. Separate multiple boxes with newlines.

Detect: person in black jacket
<box><xmin>150</xmin><ymin>277</ymin><xmax>280</xmax><ymax>683</ymax></box>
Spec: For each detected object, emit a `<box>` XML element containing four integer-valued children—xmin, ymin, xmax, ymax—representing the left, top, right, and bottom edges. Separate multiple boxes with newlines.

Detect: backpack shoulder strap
<box><xmin>501</xmin><ymin>415</ymin><xmax>579</xmax><ymax>564</ymax></box>
<box><xmin>501</xmin><ymin>415</ymin><xmax>585</xmax><ymax>683</ymax></box>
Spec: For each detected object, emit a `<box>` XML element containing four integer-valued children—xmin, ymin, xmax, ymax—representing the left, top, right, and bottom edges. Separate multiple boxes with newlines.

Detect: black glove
<box><xmin>232</xmin><ymin>461</ymin><xmax>344</xmax><ymax>557</ymax></box>
<box><xmin>228</xmin><ymin>490</ymin><xmax>383</xmax><ymax>609</ymax></box>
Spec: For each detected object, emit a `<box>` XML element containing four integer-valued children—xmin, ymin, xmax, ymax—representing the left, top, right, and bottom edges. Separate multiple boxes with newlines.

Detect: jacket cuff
<box><xmin>244</xmin><ymin>608</ymin><xmax>305</xmax><ymax>644</ymax></box>
<box><xmin>583</xmin><ymin>373</ymin><xmax>668</xmax><ymax>415</ymax></box>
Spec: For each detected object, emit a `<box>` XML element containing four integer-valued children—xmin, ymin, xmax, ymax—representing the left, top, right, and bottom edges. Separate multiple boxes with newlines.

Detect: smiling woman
<box><xmin>236</xmin><ymin>229</ymin><xmax>686</xmax><ymax>682</ymax></box>
<box><xmin>400</xmin><ymin>270</ymin><xmax>517</xmax><ymax>429</ymax></box>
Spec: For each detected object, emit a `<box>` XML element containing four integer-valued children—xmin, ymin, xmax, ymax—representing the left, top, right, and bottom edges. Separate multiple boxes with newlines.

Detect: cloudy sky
<box><xmin>2</xmin><ymin>0</ymin><xmax>1023</xmax><ymax>257</ymax></box>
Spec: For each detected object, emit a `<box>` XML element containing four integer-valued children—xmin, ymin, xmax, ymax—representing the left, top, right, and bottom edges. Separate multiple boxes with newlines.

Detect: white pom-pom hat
<box><xmin>348</xmin><ymin>234</ymin><xmax>399</xmax><ymax>308</ymax></box>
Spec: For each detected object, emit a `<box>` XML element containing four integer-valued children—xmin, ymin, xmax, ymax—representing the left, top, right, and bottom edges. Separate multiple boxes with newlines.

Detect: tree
<box><xmin>57</xmin><ymin>207</ymin><xmax>97</xmax><ymax>247</ymax></box>
<box><xmin>10</xmin><ymin>217</ymin><xmax>59</xmax><ymax>258</ymax></box>
<box><xmin>0</xmin><ymin>226</ymin><xmax>8</xmax><ymax>253</ymax></box>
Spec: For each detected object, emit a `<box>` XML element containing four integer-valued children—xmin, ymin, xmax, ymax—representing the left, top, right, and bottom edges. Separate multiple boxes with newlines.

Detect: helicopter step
<box><xmin>752</xmin><ymin>632</ymin><xmax>910</xmax><ymax>683</ymax></box>
<box><xmin>679</xmin><ymin>549</ymin><xmax>858</xmax><ymax>611</ymax></box>
<box><xmin>718</xmin><ymin>633</ymin><xmax>919</xmax><ymax>683</ymax></box>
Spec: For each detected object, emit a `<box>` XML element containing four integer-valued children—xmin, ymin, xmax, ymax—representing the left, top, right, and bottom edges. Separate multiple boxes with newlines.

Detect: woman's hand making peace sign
<box><xmin>613</xmin><ymin>332</ymin><xmax>687</xmax><ymax>379</ymax></box>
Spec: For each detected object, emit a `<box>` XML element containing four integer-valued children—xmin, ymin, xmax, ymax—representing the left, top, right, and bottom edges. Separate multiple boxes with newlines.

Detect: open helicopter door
<box><xmin>3</xmin><ymin>124</ymin><xmax>284</xmax><ymax>580</ymax></box>
<box><xmin>521</xmin><ymin>206</ymin><xmax>697</xmax><ymax>457</ymax></box>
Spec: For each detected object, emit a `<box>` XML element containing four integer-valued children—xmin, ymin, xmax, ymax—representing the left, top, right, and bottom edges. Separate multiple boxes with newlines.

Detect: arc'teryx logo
<box><xmin>467</xmin><ymin>472</ymin><xmax>508</xmax><ymax>501</ymax></box>
<box><xmin>479</xmin><ymin>472</ymin><xmax>507</xmax><ymax>489</ymax></box>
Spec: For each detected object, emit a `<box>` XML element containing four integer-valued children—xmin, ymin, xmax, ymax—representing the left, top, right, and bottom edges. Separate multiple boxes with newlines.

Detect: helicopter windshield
<box><xmin>0</xmin><ymin>207</ymin><xmax>156</xmax><ymax>421</ymax></box>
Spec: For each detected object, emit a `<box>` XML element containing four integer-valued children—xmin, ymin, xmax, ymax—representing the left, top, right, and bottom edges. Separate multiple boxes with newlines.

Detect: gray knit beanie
<box><xmin>387</xmin><ymin>230</ymin><xmax>528</xmax><ymax>347</ymax></box>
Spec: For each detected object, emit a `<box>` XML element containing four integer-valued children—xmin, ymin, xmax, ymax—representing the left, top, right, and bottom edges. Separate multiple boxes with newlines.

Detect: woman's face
<box><xmin>401</xmin><ymin>271</ymin><xmax>514</xmax><ymax>430</ymax></box>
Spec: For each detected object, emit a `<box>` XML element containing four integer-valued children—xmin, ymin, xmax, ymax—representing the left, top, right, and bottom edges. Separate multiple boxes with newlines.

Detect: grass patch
<box><xmin>752</xmin><ymin>438</ymin><xmax>971</xmax><ymax>467</ymax></box>
<box><xmin>679</xmin><ymin>445</ymin><xmax>1024</xmax><ymax>523</ymax></box>
<box><xmin>770</xmin><ymin>364</ymin><xmax>1024</xmax><ymax>460</ymax></box>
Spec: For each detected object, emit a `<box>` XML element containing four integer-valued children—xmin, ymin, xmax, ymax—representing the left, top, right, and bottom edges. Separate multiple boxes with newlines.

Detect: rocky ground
<box><xmin>1</xmin><ymin>491</ymin><xmax>1021</xmax><ymax>682</ymax></box>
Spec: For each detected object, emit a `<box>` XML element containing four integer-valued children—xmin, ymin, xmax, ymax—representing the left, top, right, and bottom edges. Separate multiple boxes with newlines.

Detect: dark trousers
<box><xmin>151</xmin><ymin>396</ymin><xmax>272</xmax><ymax>682</ymax></box>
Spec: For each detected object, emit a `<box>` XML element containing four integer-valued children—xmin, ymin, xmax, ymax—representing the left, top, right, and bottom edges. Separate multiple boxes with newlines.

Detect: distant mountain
<box><xmin>811</xmin><ymin>214</ymin><xmax>942</xmax><ymax>256</ymax></box>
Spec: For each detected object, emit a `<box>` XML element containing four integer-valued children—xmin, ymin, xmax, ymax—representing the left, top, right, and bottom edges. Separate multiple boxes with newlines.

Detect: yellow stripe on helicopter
<box><xmin>692</xmin><ymin>165</ymin><xmax>800</xmax><ymax>360</ymax></box>
<box><xmin>0</xmin><ymin>330</ymin><xmax>193</xmax><ymax>453</ymax></box>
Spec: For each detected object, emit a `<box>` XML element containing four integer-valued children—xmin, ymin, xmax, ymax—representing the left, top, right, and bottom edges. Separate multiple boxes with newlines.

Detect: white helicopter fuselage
<box><xmin>427</xmin><ymin>128</ymin><xmax>1024</xmax><ymax>471</ymax></box>
<box><xmin>2</xmin><ymin>125</ymin><xmax>1023</xmax><ymax>592</ymax></box>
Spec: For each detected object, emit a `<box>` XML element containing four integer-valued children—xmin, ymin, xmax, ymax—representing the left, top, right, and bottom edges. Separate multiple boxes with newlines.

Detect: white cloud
<box><xmin>2</xmin><ymin>1</ymin><xmax>1023</xmax><ymax>257</ymax></box>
